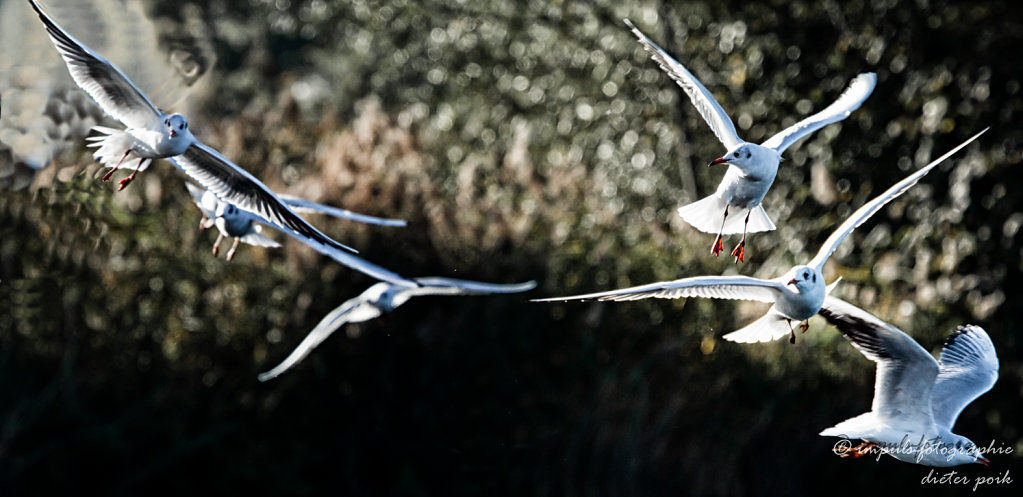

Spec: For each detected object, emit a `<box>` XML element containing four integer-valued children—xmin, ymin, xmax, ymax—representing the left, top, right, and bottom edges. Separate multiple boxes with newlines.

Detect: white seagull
<box><xmin>185</xmin><ymin>184</ymin><xmax>407</xmax><ymax>260</ymax></box>
<box><xmin>29</xmin><ymin>0</ymin><xmax>359</xmax><ymax>256</ymax></box>
<box><xmin>186</xmin><ymin>183</ymin><xmax>281</xmax><ymax>260</ymax></box>
<box><xmin>258</xmin><ymin>278</ymin><xmax>537</xmax><ymax>381</ymax></box>
<box><xmin>817</xmin><ymin>296</ymin><xmax>997</xmax><ymax>467</ymax></box>
<box><xmin>533</xmin><ymin>130</ymin><xmax>985</xmax><ymax>344</ymax></box>
<box><xmin>626</xmin><ymin>19</ymin><xmax>877</xmax><ymax>262</ymax></box>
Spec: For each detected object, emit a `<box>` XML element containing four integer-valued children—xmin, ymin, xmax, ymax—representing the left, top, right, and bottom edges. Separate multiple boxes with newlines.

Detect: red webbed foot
<box><xmin>711</xmin><ymin>235</ymin><xmax>724</xmax><ymax>256</ymax></box>
<box><xmin>731</xmin><ymin>241</ymin><xmax>746</xmax><ymax>263</ymax></box>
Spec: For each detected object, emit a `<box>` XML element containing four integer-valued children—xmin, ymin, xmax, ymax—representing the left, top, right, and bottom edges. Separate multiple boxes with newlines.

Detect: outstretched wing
<box><xmin>280</xmin><ymin>195</ymin><xmax>408</xmax><ymax>227</ymax></box>
<box><xmin>170</xmin><ymin>142</ymin><xmax>358</xmax><ymax>253</ymax></box>
<box><xmin>625</xmin><ymin>19</ymin><xmax>742</xmax><ymax>150</ymax></box>
<box><xmin>809</xmin><ymin>129</ymin><xmax>987</xmax><ymax>270</ymax></box>
<box><xmin>931</xmin><ymin>325</ymin><xmax>999</xmax><ymax>430</ymax></box>
<box><xmin>760</xmin><ymin>73</ymin><xmax>877</xmax><ymax>153</ymax></box>
<box><xmin>532</xmin><ymin>275</ymin><xmax>785</xmax><ymax>303</ymax></box>
<box><xmin>28</xmin><ymin>0</ymin><xmax>161</xmax><ymax>128</ymax></box>
<box><xmin>258</xmin><ymin>295</ymin><xmax>383</xmax><ymax>382</ymax></box>
<box><xmin>818</xmin><ymin>297</ymin><xmax>938</xmax><ymax>428</ymax></box>
<box><xmin>407</xmin><ymin>278</ymin><xmax>537</xmax><ymax>297</ymax></box>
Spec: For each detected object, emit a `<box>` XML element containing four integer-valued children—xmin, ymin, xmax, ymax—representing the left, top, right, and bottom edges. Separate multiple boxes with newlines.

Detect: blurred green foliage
<box><xmin>2</xmin><ymin>0</ymin><xmax>1022</xmax><ymax>495</ymax></box>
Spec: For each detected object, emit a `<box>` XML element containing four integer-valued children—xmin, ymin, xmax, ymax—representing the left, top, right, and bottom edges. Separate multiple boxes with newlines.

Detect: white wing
<box><xmin>238</xmin><ymin>225</ymin><xmax>281</xmax><ymax>248</ymax></box>
<box><xmin>760</xmin><ymin>73</ymin><xmax>877</xmax><ymax>153</ymax></box>
<box><xmin>930</xmin><ymin>325</ymin><xmax>999</xmax><ymax>430</ymax></box>
<box><xmin>184</xmin><ymin>182</ymin><xmax>217</xmax><ymax>219</ymax></box>
<box><xmin>625</xmin><ymin>19</ymin><xmax>742</xmax><ymax>150</ymax></box>
<box><xmin>29</xmin><ymin>0</ymin><xmax>161</xmax><ymax>129</ymax></box>
<box><xmin>406</xmin><ymin>278</ymin><xmax>537</xmax><ymax>298</ymax></box>
<box><xmin>532</xmin><ymin>275</ymin><xmax>786</xmax><ymax>303</ymax></box>
<box><xmin>809</xmin><ymin>128</ymin><xmax>987</xmax><ymax>270</ymax></box>
<box><xmin>168</xmin><ymin>143</ymin><xmax>358</xmax><ymax>252</ymax></box>
<box><xmin>257</xmin><ymin>295</ymin><xmax>384</xmax><ymax>382</ymax></box>
<box><xmin>818</xmin><ymin>297</ymin><xmax>938</xmax><ymax>428</ymax></box>
<box><xmin>280</xmin><ymin>195</ymin><xmax>408</xmax><ymax>227</ymax></box>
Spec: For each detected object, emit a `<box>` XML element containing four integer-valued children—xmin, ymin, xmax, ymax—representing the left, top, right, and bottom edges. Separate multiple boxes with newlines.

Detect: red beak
<box><xmin>787</xmin><ymin>278</ymin><xmax>798</xmax><ymax>286</ymax></box>
<box><xmin>709</xmin><ymin>157</ymin><xmax>730</xmax><ymax>167</ymax></box>
<box><xmin>978</xmin><ymin>456</ymin><xmax>991</xmax><ymax>466</ymax></box>
<box><xmin>169</xmin><ymin>130</ymin><xmax>176</xmax><ymax>137</ymax></box>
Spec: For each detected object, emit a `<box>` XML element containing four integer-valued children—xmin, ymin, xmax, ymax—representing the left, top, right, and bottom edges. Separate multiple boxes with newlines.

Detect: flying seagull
<box><xmin>626</xmin><ymin>19</ymin><xmax>876</xmax><ymax>262</ymax></box>
<box><xmin>28</xmin><ymin>0</ymin><xmax>358</xmax><ymax>256</ymax></box>
<box><xmin>818</xmin><ymin>296</ymin><xmax>996</xmax><ymax>467</ymax></box>
<box><xmin>186</xmin><ymin>184</ymin><xmax>406</xmax><ymax>260</ymax></box>
<box><xmin>533</xmin><ymin>130</ymin><xmax>985</xmax><ymax>344</ymax></box>
<box><xmin>258</xmin><ymin>278</ymin><xmax>537</xmax><ymax>381</ymax></box>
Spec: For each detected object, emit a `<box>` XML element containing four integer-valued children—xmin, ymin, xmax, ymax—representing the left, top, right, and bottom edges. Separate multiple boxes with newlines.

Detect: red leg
<box><xmin>102</xmin><ymin>150</ymin><xmax>132</xmax><ymax>182</ymax></box>
<box><xmin>117</xmin><ymin>158</ymin><xmax>146</xmax><ymax>191</ymax></box>
<box><xmin>711</xmin><ymin>205</ymin><xmax>729</xmax><ymax>256</ymax></box>
<box><xmin>212</xmin><ymin>233</ymin><xmax>224</xmax><ymax>256</ymax></box>
<box><xmin>731</xmin><ymin>209</ymin><xmax>752</xmax><ymax>263</ymax></box>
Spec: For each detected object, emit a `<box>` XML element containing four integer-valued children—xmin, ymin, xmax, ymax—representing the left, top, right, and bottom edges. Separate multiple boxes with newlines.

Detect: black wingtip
<box><xmin>944</xmin><ymin>325</ymin><xmax>979</xmax><ymax>348</ymax></box>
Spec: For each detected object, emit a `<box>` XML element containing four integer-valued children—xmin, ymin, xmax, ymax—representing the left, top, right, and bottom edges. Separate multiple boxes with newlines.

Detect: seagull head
<box><xmin>709</xmin><ymin>143</ymin><xmax>778</xmax><ymax>173</ymax></box>
<box><xmin>785</xmin><ymin>265</ymin><xmax>822</xmax><ymax>293</ymax></box>
<box><xmin>164</xmin><ymin>113</ymin><xmax>192</xmax><ymax>140</ymax></box>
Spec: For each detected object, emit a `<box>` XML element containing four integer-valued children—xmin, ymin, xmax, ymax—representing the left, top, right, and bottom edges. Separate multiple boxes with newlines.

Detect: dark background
<box><xmin>1</xmin><ymin>0</ymin><xmax>1020</xmax><ymax>495</ymax></box>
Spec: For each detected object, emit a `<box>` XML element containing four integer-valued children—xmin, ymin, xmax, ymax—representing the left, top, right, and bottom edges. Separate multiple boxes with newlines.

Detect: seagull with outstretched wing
<box><xmin>258</xmin><ymin>278</ymin><xmax>537</xmax><ymax>381</ymax></box>
<box><xmin>626</xmin><ymin>19</ymin><xmax>876</xmax><ymax>262</ymax></box>
<box><xmin>29</xmin><ymin>0</ymin><xmax>358</xmax><ymax>256</ymax></box>
<box><xmin>534</xmin><ymin>130</ymin><xmax>986</xmax><ymax>344</ymax></box>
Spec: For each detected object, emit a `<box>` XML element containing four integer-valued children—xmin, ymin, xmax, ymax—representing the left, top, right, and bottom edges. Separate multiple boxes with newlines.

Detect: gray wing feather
<box><xmin>625</xmin><ymin>19</ymin><xmax>742</xmax><ymax>150</ymax></box>
<box><xmin>818</xmin><ymin>297</ymin><xmax>938</xmax><ymax>428</ymax></box>
<box><xmin>280</xmin><ymin>195</ymin><xmax>408</xmax><ymax>227</ymax></box>
<box><xmin>169</xmin><ymin>143</ymin><xmax>358</xmax><ymax>253</ymax></box>
<box><xmin>533</xmin><ymin>275</ymin><xmax>784</xmax><ymax>303</ymax></box>
<box><xmin>809</xmin><ymin>129</ymin><xmax>987</xmax><ymax>270</ymax></box>
<box><xmin>29</xmin><ymin>0</ymin><xmax>160</xmax><ymax>128</ymax></box>
<box><xmin>257</xmin><ymin>297</ymin><xmax>380</xmax><ymax>382</ymax></box>
<box><xmin>931</xmin><ymin>325</ymin><xmax>999</xmax><ymax>430</ymax></box>
<box><xmin>408</xmin><ymin>278</ymin><xmax>537</xmax><ymax>297</ymax></box>
<box><xmin>760</xmin><ymin>73</ymin><xmax>876</xmax><ymax>153</ymax></box>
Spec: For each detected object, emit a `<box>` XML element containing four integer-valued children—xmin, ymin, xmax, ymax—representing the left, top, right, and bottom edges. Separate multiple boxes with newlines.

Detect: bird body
<box><xmin>818</xmin><ymin>297</ymin><xmax>997</xmax><ymax>467</ymax></box>
<box><xmin>626</xmin><ymin>19</ymin><xmax>876</xmax><ymax>261</ymax></box>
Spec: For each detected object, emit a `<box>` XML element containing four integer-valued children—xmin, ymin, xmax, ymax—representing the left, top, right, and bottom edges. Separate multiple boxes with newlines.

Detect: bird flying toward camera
<box><xmin>626</xmin><ymin>19</ymin><xmax>876</xmax><ymax>262</ymax></box>
<box><xmin>29</xmin><ymin>0</ymin><xmax>360</xmax><ymax>257</ymax></box>
<box><xmin>818</xmin><ymin>297</ymin><xmax>997</xmax><ymax>467</ymax></box>
<box><xmin>186</xmin><ymin>184</ymin><xmax>406</xmax><ymax>260</ymax></box>
<box><xmin>534</xmin><ymin>130</ymin><xmax>985</xmax><ymax>344</ymax></box>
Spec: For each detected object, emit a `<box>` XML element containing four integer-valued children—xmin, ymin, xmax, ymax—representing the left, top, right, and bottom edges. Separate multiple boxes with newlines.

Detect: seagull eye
<box><xmin>812</xmin><ymin>273</ymin><xmax>816</xmax><ymax>282</ymax></box>
<box><xmin>733</xmin><ymin>151</ymin><xmax>740</xmax><ymax>158</ymax></box>
<box><xmin>803</xmin><ymin>271</ymin><xmax>809</xmax><ymax>279</ymax></box>
<box><xmin>746</xmin><ymin>151</ymin><xmax>751</xmax><ymax>158</ymax></box>
<box><xmin>164</xmin><ymin>119</ymin><xmax>169</xmax><ymax>126</ymax></box>
<box><xmin>179</xmin><ymin>124</ymin><xmax>184</xmax><ymax>130</ymax></box>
